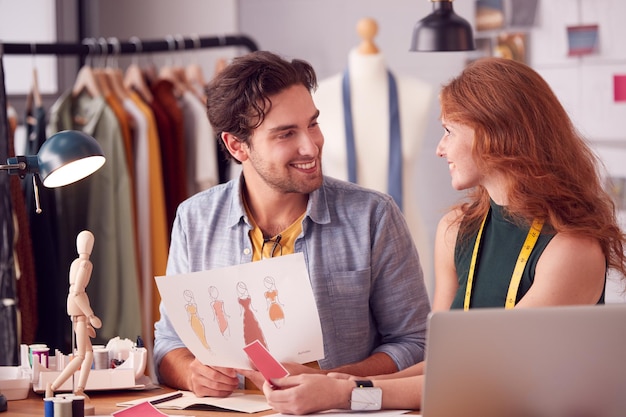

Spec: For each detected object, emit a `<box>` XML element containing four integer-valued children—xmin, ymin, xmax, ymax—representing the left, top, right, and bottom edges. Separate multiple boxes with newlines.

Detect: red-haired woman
<box><xmin>261</xmin><ymin>57</ymin><xmax>626</xmax><ymax>414</ymax></box>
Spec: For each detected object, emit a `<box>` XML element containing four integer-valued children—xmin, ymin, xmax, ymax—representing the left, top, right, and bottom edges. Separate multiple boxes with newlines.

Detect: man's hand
<box><xmin>237</xmin><ymin>368</ymin><xmax>265</xmax><ymax>390</ymax></box>
<box><xmin>187</xmin><ymin>359</ymin><xmax>239</xmax><ymax>397</ymax></box>
<box><xmin>237</xmin><ymin>362</ymin><xmax>322</xmax><ymax>391</ymax></box>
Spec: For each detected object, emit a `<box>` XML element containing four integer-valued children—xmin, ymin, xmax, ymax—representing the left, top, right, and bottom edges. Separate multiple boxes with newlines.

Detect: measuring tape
<box><xmin>464</xmin><ymin>211</ymin><xmax>544</xmax><ymax>310</ymax></box>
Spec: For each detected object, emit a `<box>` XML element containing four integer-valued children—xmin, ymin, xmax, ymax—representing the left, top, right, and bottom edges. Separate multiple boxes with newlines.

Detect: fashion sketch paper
<box><xmin>155</xmin><ymin>253</ymin><xmax>324</xmax><ymax>369</ymax></box>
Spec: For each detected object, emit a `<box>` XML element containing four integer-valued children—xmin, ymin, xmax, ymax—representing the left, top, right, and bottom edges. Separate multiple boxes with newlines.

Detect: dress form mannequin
<box><xmin>46</xmin><ymin>230</ymin><xmax>101</xmax><ymax>412</ymax></box>
<box><xmin>314</xmin><ymin>18</ymin><xmax>434</xmax><ymax>286</ymax></box>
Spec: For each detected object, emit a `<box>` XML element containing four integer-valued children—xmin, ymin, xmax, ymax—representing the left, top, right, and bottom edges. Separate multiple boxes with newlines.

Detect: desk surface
<box><xmin>3</xmin><ymin>388</ymin><xmax>274</xmax><ymax>416</ymax></box>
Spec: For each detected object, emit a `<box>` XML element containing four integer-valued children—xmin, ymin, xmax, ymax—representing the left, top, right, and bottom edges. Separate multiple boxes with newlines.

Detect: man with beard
<box><xmin>153</xmin><ymin>51</ymin><xmax>430</xmax><ymax>398</ymax></box>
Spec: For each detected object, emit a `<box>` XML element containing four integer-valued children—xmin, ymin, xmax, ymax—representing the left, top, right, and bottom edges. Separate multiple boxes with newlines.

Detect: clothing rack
<box><xmin>0</xmin><ymin>33</ymin><xmax>258</xmax><ymax>366</ymax></box>
<box><xmin>2</xmin><ymin>33</ymin><xmax>259</xmax><ymax>56</ymax></box>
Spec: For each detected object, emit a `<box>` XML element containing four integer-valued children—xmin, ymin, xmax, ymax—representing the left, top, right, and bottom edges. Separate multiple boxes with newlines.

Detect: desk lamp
<box><xmin>1</xmin><ymin>130</ymin><xmax>105</xmax><ymax>212</ymax></box>
<box><xmin>410</xmin><ymin>0</ymin><xmax>475</xmax><ymax>52</ymax></box>
<box><xmin>1</xmin><ymin>130</ymin><xmax>105</xmax><ymax>187</ymax></box>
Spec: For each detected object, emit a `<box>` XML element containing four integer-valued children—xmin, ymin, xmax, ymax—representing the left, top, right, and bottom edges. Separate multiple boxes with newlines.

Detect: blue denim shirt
<box><xmin>154</xmin><ymin>175</ymin><xmax>431</xmax><ymax>380</ymax></box>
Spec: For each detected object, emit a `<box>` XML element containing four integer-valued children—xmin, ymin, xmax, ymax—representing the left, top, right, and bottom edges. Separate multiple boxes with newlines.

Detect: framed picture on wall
<box><xmin>476</xmin><ymin>0</ymin><xmax>505</xmax><ymax>31</ymax></box>
<box><xmin>494</xmin><ymin>32</ymin><xmax>527</xmax><ymax>63</ymax></box>
<box><xmin>508</xmin><ymin>0</ymin><xmax>539</xmax><ymax>27</ymax></box>
<box><xmin>567</xmin><ymin>24</ymin><xmax>600</xmax><ymax>56</ymax></box>
<box><xmin>614</xmin><ymin>74</ymin><xmax>626</xmax><ymax>102</ymax></box>
<box><xmin>469</xmin><ymin>32</ymin><xmax>527</xmax><ymax>65</ymax></box>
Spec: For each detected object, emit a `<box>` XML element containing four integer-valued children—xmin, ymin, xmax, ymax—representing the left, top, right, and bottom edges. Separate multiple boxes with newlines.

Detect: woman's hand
<box><xmin>263</xmin><ymin>374</ymin><xmax>354</xmax><ymax>415</ymax></box>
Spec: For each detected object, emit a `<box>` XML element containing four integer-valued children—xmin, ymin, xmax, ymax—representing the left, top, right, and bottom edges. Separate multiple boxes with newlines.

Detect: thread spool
<box><xmin>52</xmin><ymin>393</ymin><xmax>88</xmax><ymax>417</ymax></box>
<box><xmin>43</xmin><ymin>397</ymin><xmax>55</xmax><ymax>417</ymax></box>
<box><xmin>70</xmin><ymin>395</ymin><xmax>85</xmax><ymax>417</ymax></box>
<box><xmin>93</xmin><ymin>348</ymin><xmax>109</xmax><ymax>370</ymax></box>
<box><xmin>53</xmin><ymin>397</ymin><xmax>73</xmax><ymax>417</ymax></box>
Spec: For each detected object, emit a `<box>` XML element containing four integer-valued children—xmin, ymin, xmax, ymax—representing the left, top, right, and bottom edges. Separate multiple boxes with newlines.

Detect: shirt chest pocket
<box><xmin>325</xmin><ymin>269</ymin><xmax>372</xmax><ymax>342</ymax></box>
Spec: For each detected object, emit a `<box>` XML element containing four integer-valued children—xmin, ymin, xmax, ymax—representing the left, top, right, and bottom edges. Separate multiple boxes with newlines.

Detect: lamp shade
<box><xmin>38</xmin><ymin>130</ymin><xmax>106</xmax><ymax>187</ymax></box>
<box><xmin>410</xmin><ymin>0</ymin><xmax>475</xmax><ymax>52</ymax></box>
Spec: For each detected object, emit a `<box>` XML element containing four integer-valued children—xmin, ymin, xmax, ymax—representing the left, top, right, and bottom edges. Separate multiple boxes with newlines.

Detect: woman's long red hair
<box><xmin>440</xmin><ymin>57</ymin><xmax>626</xmax><ymax>278</ymax></box>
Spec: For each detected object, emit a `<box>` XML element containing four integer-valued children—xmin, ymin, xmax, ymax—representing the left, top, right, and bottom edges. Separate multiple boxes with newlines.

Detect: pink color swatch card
<box><xmin>243</xmin><ymin>340</ymin><xmax>289</xmax><ymax>383</ymax></box>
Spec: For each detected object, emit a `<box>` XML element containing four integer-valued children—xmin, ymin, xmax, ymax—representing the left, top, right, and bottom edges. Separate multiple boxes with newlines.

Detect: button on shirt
<box><xmin>153</xmin><ymin>175</ymin><xmax>431</xmax><ymax>380</ymax></box>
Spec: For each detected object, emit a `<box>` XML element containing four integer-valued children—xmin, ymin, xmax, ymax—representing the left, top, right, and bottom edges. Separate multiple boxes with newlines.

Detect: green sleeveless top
<box><xmin>451</xmin><ymin>200</ymin><xmax>605</xmax><ymax>309</ymax></box>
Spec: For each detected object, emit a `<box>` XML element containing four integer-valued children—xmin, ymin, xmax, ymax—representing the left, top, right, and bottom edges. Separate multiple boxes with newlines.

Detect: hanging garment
<box><xmin>0</xmin><ymin>53</ymin><xmax>18</xmax><ymax>366</ymax></box>
<box><xmin>104</xmin><ymin>90</ymin><xmax>141</xmax><ymax>294</ymax></box>
<box><xmin>23</xmin><ymin>104</ymin><xmax>69</xmax><ymax>352</ymax></box>
<box><xmin>127</xmin><ymin>91</ymin><xmax>169</xmax><ymax>326</ymax></box>
<box><xmin>48</xmin><ymin>90</ymin><xmax>142</xmax><ymax>344</ymax></box>
<box><xmin>124</xmin><ymin>92</ymin><xmax>169</xmax><ymax>381</ymax></box>
<box><xmin>179</xmin><ymin>90</ymin><xmax>218</xmax><ymax>195</ymax></box>
<box><xmin>151</xmin><ymin>79</ymin><xmax>187</xmax><ymax>237</ymax></box>
<box><xmin>7</xmin><ymin>105</ymin><xmax>38</xmax><ymax>347</ymax></box>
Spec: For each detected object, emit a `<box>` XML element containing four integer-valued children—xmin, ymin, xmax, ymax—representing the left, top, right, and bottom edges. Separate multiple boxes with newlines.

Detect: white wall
<box><xmin>0</xmin><ymin>0</ymin><xmax>58</xmax><ymax>95</ymax></box>
<box><xmin>82</xmin><ymin>0</ymin><xmax>242</xmax><ymax>80</ymax></box>
<box><xmin>530</xmin><ymin>0</ymin><xmax>626</xmax><ymax>143</ymax></box>
<box><xmin>84</xmin><ymin>0</ymin><xmax>471</xmax><ymax>296</ymax></box>
<box><xmin>528</xmin><ymin>0</ymin><xmax>626</xmax><ymax>302</ymax></box>
<box><xmin>238</xmin><ymin>0</ymin><xmax>472</xmax><ymax>295</ymax></box>
<box><xmin>73</xmin><ymin>0</ymin><xmax>626</xmax><ymax>300</ymax></box>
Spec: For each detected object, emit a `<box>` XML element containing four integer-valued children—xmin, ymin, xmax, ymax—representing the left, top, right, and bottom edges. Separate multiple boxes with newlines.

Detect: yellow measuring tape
<box><xmin>464</xmin><ymin>212</ymin><xmax>544</xmax><ymax>310</ymax></box>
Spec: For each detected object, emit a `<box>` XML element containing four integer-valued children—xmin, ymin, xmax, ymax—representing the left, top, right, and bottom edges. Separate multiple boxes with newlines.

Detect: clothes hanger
<box><xmin>173</xmin><ymin>34</ymin><xmax>193</xmax><ymax>91</ymax></box>
<box><xmin>94</xmin><ymin>38</ymin><xmax>128</xmax><ymax>102</ymax></box>
<box><xmin>157</xmin><ymin>35</ymin><xmax>186</xmax><ymax>97</ymax></box>
<box><xmin>102</xmin><ymin>38</ymin><xmax>129</xmax><ymax>101</ymax></box>
<box><xmin>93</xmin><ymin>38</ymin><xmax>114</xmax><ymax>97</ymax></box>
<box><xmin>72</xmin><ymin>38</ymin><xmax>101</xmax><ymax>98</ymax></box>
<box><xmin>213</xmin><ymin>57</ymin><xmax>228</xmax><ymax>77</ymax></box>
<box><xmin>124</xmin><ymin>37</ymin><xmax>153</xmax><ymax>103</ymax></box>
<box><xmin>25</xmin><ymin>43</ymin><xmax>42</xmax><ymax>117</ymax></box>
<box><xmin>185</xmin><ymin>34</ymin><xmax>207</xmax><ymax>95</ymax></box>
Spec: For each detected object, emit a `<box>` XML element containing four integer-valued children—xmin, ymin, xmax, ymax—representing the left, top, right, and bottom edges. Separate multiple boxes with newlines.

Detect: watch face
<box><xmin>351</xmin><ymin>387</ymin><xmax>383</xmax><ymax>411</ymax></box>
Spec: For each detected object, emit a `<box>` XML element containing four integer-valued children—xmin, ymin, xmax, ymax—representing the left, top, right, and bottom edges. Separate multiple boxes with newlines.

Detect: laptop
<box><xmin>421</xmin><ymin>304</ymin><xmax>626</xmax><ymax>417</ymax></box>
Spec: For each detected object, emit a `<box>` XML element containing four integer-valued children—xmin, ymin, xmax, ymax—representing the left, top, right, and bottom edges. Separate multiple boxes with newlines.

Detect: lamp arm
<box><xmin>0</xmin><ymin>162</ymin><xmax>24</xmax><ymax>170</ymax></box>
<box><xmin>1</xmin><ymin>156</ymin><xmax>40</xmax><ymax>178</ymax></box>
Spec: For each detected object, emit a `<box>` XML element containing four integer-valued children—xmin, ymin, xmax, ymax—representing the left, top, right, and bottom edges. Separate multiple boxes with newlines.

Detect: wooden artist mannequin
<box><xmin>314</xmin><ymin>18</ymin><xmax>434</xmax><ymax>283</ymax></box>
<box><xmin>46</xmin><ymin>230</ymin><xmax>102</xmax><ymax>404</ymax></box>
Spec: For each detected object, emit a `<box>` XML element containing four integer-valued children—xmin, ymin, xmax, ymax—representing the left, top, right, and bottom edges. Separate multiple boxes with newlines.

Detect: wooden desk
<box><xmin>3</xmin><ymin>388</ymin><xmax>273</xmax><ymax>416</ymax></box>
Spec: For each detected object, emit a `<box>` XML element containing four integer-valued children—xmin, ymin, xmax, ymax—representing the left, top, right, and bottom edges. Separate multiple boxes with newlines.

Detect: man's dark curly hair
<box><xmin>205</xmin><ymin>50</ymin><xmax>318</xmax><ymax>163</ymax></box>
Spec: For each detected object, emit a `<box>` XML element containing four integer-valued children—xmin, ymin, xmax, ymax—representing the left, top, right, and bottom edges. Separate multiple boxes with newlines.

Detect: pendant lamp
<box><xmin>410</xmin><ymin>0</ymin><xmax>475</xmax><ymax>52</ymax></box>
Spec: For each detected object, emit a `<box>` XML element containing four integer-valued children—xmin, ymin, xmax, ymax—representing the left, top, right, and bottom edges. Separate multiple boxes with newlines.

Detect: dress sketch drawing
<box><xmin>236</xmin><ymin>281</ymin><xmax>268</xmax><ymax>348</ymax></box>
<box><xmin>264</xmin><ymin>276</ymin><xmax>285</xmax><ymax>328</ymax></box>
<box><xmin>209</xmin><ymin>285</ymin><xmax>230</xmax><ymax>338</ymax></box>
<box><xmin>183</xmin><ymin>289</ymin><xmax>210</xmax><ymax>350</ymax></box>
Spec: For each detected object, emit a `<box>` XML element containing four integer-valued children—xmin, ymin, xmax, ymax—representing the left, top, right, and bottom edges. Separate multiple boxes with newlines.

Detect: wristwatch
<box><xmin>351</xmin><ymin>380</ymin><xmax>382</xmax><ymax>411</ymax></box>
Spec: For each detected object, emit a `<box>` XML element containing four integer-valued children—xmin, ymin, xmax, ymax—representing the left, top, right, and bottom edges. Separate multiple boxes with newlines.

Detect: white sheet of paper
<box><xmin>117</xmin><ymin>390</ymin><xmax>271</xmax><ymax>413</ymax></box>
<box><xmin>155</xmin><ymin>253</ymin><xmax>324</xmax><ymax>369</ymax></box>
